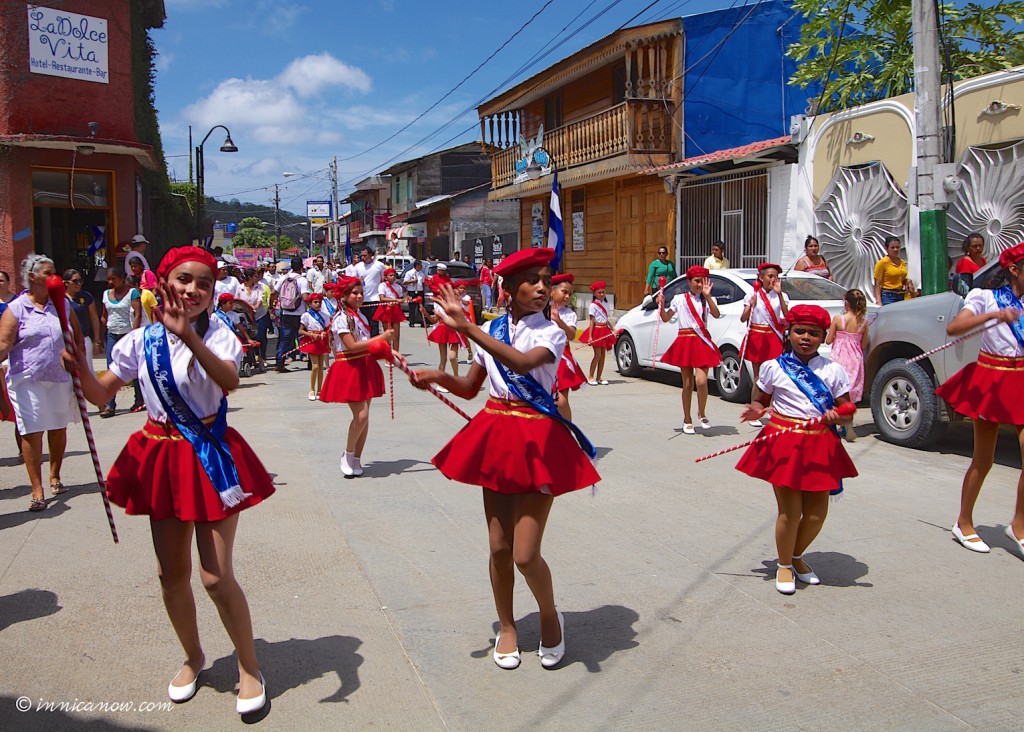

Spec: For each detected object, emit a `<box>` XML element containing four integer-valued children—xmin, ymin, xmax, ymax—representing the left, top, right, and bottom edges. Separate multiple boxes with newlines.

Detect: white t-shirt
<box><xmin>668</xmin><ymin>293</ymin><xmax>713</xmax><ymax>330</ymax></box>
<box><xmin>403</xmin><ymin>268</ymin><xmax>425</xmax><ymax>292</ymax></box>
<box><xmin>331</xmin><ymin>308</ymin><xmax>372</xmax><ymax>352</ymax></box>
<box><xmin>745</xmin><ymin>289</ymin><xmax>789</xmax><ymax>331</ymax></box>
<box><xmin>108</xmin><ymin>318</ymin><xmax>242</xmax><ymax>423</ymax></box>
<box><xmin>962</xmin><ymin>288</ymin><xmax>1024</xmax><ymax>357</ymax></box>
<box><xmin>238</xmin><ymin>282</ymin><xmax>268</xmax><ymax>320</ymax></box>
<box><xmin>757</xmin><ymin>355</ymin><xmax>851</xmax><ymax>420</ymax></box>
<box><xmin>475</xmin><ymin>312</ymin><xmax>565</xmax><ymax>399</ymax></box>
<box><xmin>343</xmin><ymin>264</ymin><xmax>358</xmax><ymax>278</ymax></box>
<box><xmin>356</xmin><ymin>260</ymin><xmax>387</xmax><ymax>298</ymax></box>
<box><xmin>300</xmin><ymin>309</ymin><xmax>329</xmax><ymax>333</ymax></box>
<box><xmin>215</xmin><ymin>276</ymin><xmax>240</xmax><ymax>300</ymax></box>
<box><xmin>274</xmin><ymin>273</ymin><xmax>310</xmax><ymax>315</ymax></box>
<box><xmin>588</xmin><ymin>300</ymin><xmax>610</xmax><ymax>324</ymax></box>
<box><xmin>306</xmin><ymin>267</ymin><xmax>325</xmax><ymax>294</ymax></box>
<box><xmin>378</xmin><ymin>281</ymin><xmax>404</xmax><ymax>300</ymax></box>
<box><xmin>557</xmin><ymin>306</ymin><xmax>578</xmax><ymax>330</ymax></box>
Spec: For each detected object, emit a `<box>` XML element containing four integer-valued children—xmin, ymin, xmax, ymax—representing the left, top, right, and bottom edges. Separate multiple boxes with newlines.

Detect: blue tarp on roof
<box><xmin>682</xmin><ymin>0</ymin><xmax>820</xmax><ymax>158</ymax></box>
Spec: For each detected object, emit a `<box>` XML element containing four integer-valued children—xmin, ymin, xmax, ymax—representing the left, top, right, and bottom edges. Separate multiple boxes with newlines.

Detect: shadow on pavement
<box><xmin>976</xmin><ymin>524</ymin><xmax>1024</xmax><ymax>560</ymax></box>
<box><xmin>752</xmin><ymin>551</ymin><xmax>873</xmax><ymax>588</ymax></box>
<box><xmin>205</xmin><ymin>635</ymin><xmax>363</xmax><ymax>704</ymax></box>
<box><xmin>0</xmin><ymin>589</ymin><xmax>61</xmax><ymax>632</ymax></box>
<box><xmin>363</xmin><ymin>459</ymin><xmax>434</xmax><ymax>478</ymax></box>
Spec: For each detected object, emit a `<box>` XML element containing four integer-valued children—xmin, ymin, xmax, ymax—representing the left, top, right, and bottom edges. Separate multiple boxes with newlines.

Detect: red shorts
<box><xmin>936</xmin><ymin>352</ymin><xmax>1024</xmax><ymax>425</ymax></box>
<box><xmin>659</xmin><ymin>328</ymin><xmax>721</xmax><ymax>369</ymax></box>
<box><xmin>743</xmin><ymin>324</ymin><xmax>784</xmax><ymax>364</ymax></box>
<box><xmin>319</xmin><ymin>352</ymin><xmax>385</xmax><ymax>403</ymax></box>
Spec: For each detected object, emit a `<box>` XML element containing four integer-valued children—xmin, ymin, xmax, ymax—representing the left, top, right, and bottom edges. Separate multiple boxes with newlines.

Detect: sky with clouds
<box><xmin>155</xmin><ymin>0</ymin><xmax>742</xmax><ymax>215</ymax></box>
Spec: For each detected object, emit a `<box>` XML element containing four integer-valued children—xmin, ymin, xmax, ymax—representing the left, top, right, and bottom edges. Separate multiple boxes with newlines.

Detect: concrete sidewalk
<box><xmin>1</xmin><ymin>330</ymin><xmax>1022</xmax><ymax>730</ymax></box>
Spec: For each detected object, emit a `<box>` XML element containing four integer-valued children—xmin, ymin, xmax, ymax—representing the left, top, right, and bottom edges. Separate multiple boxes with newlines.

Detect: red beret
<box><xmin>307</xmin><ymin>293</ymin><xmax>324</xmax><ymax>303</ymax></box>
<box><xmin>785</xmin><ymin>304</ymin><xmax>831</xmax><ymax>331</ymax></box>
<box><xmin>758</xmin><ymin>262</ymin><xmax>782</xmax><ymax>274</ymax></box>
<box><xmin>383</xmin><ymin>267</ymin><xmax>397</xmax><ymax>276</ymax></box>
<box><xmin>453</xmin><ymin>279</ymin><xmax>473</xmax><ymax>288</ymax></box>
<box><xmin>589</xmin><ymin>280</ymin><xmax>607</xmax><ymax>292</ymax></box>
<box><xmin>336</xmin><ymin>276</ymin><xmax>362</xmax><ymax>294</ymax></box>
<box><xmin>999</xmin><ymin>243</ymin><xmax>1024</xmax><ymax>269</ymax></box>
<box><xmin>217</xmin><ymin>292</ymin><xmax>234</xmax><ymax>304</ymax></box>
<box><xmin>156</xmin><ymin>246</ymin><xmax>217</xmax><ymax>281</ymax></box>
<box><xmin>552</xmin><ymin>273</ymin><xmax>574</xmax><ymax>285</ymax></box>
<box><xmin>493</xmin><ymin>248</ymin><xmax>555</xmax><ymax>278</ymax></box>
<box><xmin>686</xmin><ymin>265</ymin><xmax>710</xmax><ymax>279</ymax></box>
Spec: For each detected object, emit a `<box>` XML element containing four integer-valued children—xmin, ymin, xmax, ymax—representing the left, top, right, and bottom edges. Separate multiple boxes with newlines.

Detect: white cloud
<box><xmin>154</xmin><ymin>50</ymin><xmax>174</xmax><ymax>74</ymax></box>
<box><xmin>250</xmin><ymin>1</ymin><xmax>307</xmax><ymax>34</ymax></box>
<box><xmin>278</xmin><ymin>53</ymin><xmax>371</xmax><ymax>97</ymax></box>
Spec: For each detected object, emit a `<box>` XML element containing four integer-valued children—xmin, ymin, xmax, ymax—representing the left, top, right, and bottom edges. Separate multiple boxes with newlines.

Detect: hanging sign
<box><xmin>27</xmin><ymin>6</ymin><xmax>109</xmax><ymax>84</ymax></box>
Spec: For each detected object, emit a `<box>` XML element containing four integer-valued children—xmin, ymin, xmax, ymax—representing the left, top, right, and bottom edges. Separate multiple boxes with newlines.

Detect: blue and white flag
<box><xmin>87</xmin><ymin>225</ymin><xmax>105</xmax><ymax>256</ymax></box>
<box><xmin>345</xmin><ymin>228</ymin><xmax>351</xmax><ymax>262</ymax></box>
<box><xmin>547</xmin><ymin>171</ymin><xmax>565</xmax><ymax>271</ymax></box>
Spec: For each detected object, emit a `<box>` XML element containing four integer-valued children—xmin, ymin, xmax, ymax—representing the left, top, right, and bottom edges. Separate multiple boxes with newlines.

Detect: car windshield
<box><xmin>739</xmin><ymin>275</ymin><xmax>849</xmax><ymax>301</ymax></box>
<box><xmin>437</xmin><ymin>263</ymin><xmax>476</xmax><ymax>280</ymax></box>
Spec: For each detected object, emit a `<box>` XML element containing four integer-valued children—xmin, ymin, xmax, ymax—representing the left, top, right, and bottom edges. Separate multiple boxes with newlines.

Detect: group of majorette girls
<box><xmin>423</xmin><ymin>277</ymin><xmax>476</xmax><ymax>392</ymax></box>
<box><xmin>74</xmin><ymin>246</ymin><xmax>275</xmax><ymax>715</ymax></box>
<box><xmin>409</xmin><ymin>247</ymin><xmax>599</xmax><ymax>670</ymax></box>
<box><xmin>578</xmin><ymin>280</ymin><xmax>614</xmax><ymax>385</ymax></box>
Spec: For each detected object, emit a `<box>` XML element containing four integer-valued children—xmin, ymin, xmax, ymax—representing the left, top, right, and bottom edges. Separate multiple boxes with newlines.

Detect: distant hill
<box><xmin>202</xmin><ymin>197</ymin><xmax>308</xmax><ymax>228</ymax></box>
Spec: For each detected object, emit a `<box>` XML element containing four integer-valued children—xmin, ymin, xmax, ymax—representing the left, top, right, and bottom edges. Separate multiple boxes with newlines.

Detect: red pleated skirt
<box><xmin>374</xmin><ymin>304</ymin><xmax>407</xmax><ymax>323</ymax></box>
<box><xmin>432</xmin><ymin>398</ymin><xmax>600</xmax><ymax>495</ymax></box>
<box><xmin>579</xmin><ymin>323</ymin><xmax>614</xmax><ymax>350</ymax></box>
<box><xmin>427</xmin><ymin>322</ymin><xmax>466</xmax><ymax>346</ymax></box>
<box><xmin>660</xmin><ymin>328</ymin><xmax>722</xmax><ymax>369</ymax></box>
<box><xmin>319</xmin><ymin>352</ymin><xmax>385</xmax><ymax>403</ymax></box>
<box><xmin>736</xmin><ymin>412</ymin><xmax>857</xmax><ymax>492</ymax></box>
<box><xmin>0</xmin><ymin>376</ymin><xmax>14</xmax><ymax>423</ymax></box>
<box><xmin>107</xmin><ymin>419</ymin><xmax>275</xmax><ymax>522</ymax></box>
<box><xmin>743</xmin><ymin>324</ymin><xmax>784</xmax><ymax>364</ymax></box>
<box><xmin>557</xmin><ymin>351</ymin><xmax>587</xmax><ymax>391</ymax></box>
<box><xmin>935</xmin><ymin>352</ymin><xmax>1024</xmax><ymax>425</ymax></box>
<box><xmin>298</xmin><ymin>333</ymin><xmax>331</xmax><ymax>355</ymax></box>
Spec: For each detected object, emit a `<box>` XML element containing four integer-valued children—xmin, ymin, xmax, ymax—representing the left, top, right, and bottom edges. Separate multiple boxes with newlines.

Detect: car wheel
<box><xmin>870</xmin><ymin>359</ymin><xmax>942</xmax><ymax>448</ymax></box>
<box><xmin>615</xmin><ymin>333</ymin><xmax>642</xmax><ymax>377</ymax></box>
<box><xmin>716</xmin><ymin>347</ymin><xmax>752</xmax><ymax>403</ymax></box>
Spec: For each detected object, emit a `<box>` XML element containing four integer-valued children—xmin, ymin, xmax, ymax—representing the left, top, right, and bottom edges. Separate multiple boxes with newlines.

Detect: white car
<box><xmin>613</xmin><ymin>269</ymin><xmax>877</xmax><ymax>402</ymax></box>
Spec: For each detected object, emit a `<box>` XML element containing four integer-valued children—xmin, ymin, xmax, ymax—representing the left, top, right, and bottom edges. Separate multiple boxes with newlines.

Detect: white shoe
<box><xmin>792</xmin><ymin>555</ymin><xmax>820</xmax><ymax>585</ymax></box>
<box><xmin>749</xmin><ymin>418</ymin><xmax>764</xmax><ymax>428</ymax></box>
<box><xmin>538</xmin><ymin>610</ymin><xmax>566</xmax><ymax>669</ymax></box>
<box><xmin>340</xmin><ymin>452</ymin><xmax>355</xmax><ymax>478</ymax></box>
<box><xmin>1005</xmin><ymin>525</ymin><xmax>1024</xmax><ymax>558</ymax></box>
<box><xmin>307</xmin><ymin>391</ymin><xmax>316</xmax><ymax>401</ymax></box>
<box><xmin>699</xmin><ymin>417</ymin><xmax>711</xmax><ymax>429</ymax></box>
<box><xmin>951</xmin><ymin>523</ymin><xmax>990</xmax><ymax>552</ymax></box>
<box><xmin>587</xmin><ymin>380</ymin><xmax>599</xmax><ymax>386</ymax></box>
<box><xmin>236</xmin><ymin>672</ymin><xmax>266</xmax><ymax>715</ymax></box>
<box><xmin>167</xmin><ymin>659</ymin><xmax>204</xmax><ymax>703</ymax></box>
<box><xmin>436</xmin><ymin>386</ymin><xmax>450</xmax><ymax>393</ymax></box>
<box><xmin>598</xmin><ymin>380</ymin><xmax>609</xmax><ymax>385</ymax></box>
<box><xmin>682</xmin><ymin>423</ymin><xmax>696</xmax><ymax>435</ymax></box>
<box><xmin>351</xmin><ymin>455</ymin><xmax>363</xmax><ymax>477</ymax></box>
<box><xmin>775</xmin><ymin>565</ymin><xmax>796</xmax><ymax>595</ymax></box>
<box><xmin>493</xmin><ymin>632</ymin><xmax>521</xmax><ymax>670</ymax></box>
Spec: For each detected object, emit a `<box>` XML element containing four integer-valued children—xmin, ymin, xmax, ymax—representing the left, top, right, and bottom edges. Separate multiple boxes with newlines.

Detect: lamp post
<box><xmin>194</xmin><ymin>125</ymin><xmax>238</xmax><ymax>245</ymax></box>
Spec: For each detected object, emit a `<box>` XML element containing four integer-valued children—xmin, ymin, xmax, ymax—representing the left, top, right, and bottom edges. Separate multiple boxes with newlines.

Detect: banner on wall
<box><xmin>232</xmin><ymin>248</ymin><xmax>275</xmax><ymax>267</ymax></box>
<box><xmin>27</xmin><ymin>5</ymin><xmax>109</xmax><ymax>84</ymax></box>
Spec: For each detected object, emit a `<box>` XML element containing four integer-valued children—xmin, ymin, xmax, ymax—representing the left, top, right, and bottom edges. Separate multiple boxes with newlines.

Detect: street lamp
<box><xmin>194</xmin><ymin>125</ymin><xmax>238</xmax><ymax>245</ymax></box>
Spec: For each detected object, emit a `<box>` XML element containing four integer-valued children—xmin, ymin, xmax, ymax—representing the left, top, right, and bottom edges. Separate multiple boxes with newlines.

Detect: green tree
<box><xmin>787</xmin><ymin>0</ymin><xmax>1024</xmax><ymax>112</ymax></box>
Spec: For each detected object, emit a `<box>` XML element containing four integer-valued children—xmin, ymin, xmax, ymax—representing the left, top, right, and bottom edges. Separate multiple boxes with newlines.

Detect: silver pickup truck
<box><xmin>866</xmin><ymin>262</ymin><xmax>999</xmax><ymax>447</ymax></box>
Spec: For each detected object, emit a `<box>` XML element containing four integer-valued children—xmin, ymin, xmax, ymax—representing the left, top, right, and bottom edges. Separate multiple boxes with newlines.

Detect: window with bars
<box><xmin>677</xmin><ymin>171</ymin><xmax>768</xmax><ymax>270</ymax></box>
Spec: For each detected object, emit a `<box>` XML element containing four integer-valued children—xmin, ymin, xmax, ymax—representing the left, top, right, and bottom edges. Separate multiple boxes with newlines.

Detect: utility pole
<box><xmin>330</xmin><ymin>156</ymin><xmax>340</xmax><ymax>262</ymax></box>
<box><xmin>913</xmin><ymin>0</ymin><xmax>948</xmax><ymax>296</ymax></box>
<box><xmin>274</xmin><ymin>183</ymin><xmax>282</xmax><ymax>260</ymax></box>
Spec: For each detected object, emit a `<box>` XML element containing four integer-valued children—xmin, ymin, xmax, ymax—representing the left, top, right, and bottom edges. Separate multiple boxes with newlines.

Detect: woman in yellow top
<box><xmin>873</xmin><ymin>236</ymin><xmax>913</xmax><ymax>305</ymax></box>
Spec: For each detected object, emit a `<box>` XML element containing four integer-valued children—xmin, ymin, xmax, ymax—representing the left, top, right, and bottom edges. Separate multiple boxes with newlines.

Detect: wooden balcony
<box><xmin>489</xmin><ymin>100</ymin><xmax>675</xmax><ymax>190</ymax></box>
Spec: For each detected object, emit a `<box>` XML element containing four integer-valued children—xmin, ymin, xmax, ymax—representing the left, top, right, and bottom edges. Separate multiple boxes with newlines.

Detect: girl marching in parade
<box><xmin>736</xmin><ymin>304</ymin><xmax>857</xmax><ymax>594</ymax></box>
<box><xmin>424</xmin><ymin>275</ymin><xmax>467</xmax><ymax>392</ymax></box>
<box><xmin>410</xmin><ymin>248</ymin><xmax>599</xmax><ymax>670</ymax></box>
<box><xmin>549</xmin><ymin>273</ymin><xmax>586</xmax><ymax>420</ymax></box>
<box><xmin>74</xmin><ymin>246</ymin><xmax>274</xmax><ymax>715</ymax></box>
<box><xmin>319</xmin><ymin>276</ymin><xmax>393</xmax><ymax>478</ymax></box>
<box><xmin>658</xmin><ymin>265</ymin><xmax>722</xmax><ymax>434</ymax></box>
<box><xmin>374</xmin><ymin>267</ymin><xmax>407</xmax><ymax>352</ymax></box>
<box><xmin>938</xmin><ymin>243</ymin><xmax>1024</xmax><ymax>554</ymax></box>
<box><xmin>739</xmin><ymin>263</ymin><xmax>790</xmax><ymax>427</ymax></box>
<box><xmin>298</xmin><ymin>293</ymin><xmax>331</xmax><ymax>401</ymax></box>
<box><xmin>580</xmin><ymin>280</ymin><xmax>613</xmax><ymax>385</ymax></box>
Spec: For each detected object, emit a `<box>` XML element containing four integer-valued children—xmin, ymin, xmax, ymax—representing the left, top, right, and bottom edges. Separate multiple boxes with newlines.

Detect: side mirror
<box><xmin>641</xmin><ymin>295</ymin><xmax>657</xmax><ymax>311</ymax></box>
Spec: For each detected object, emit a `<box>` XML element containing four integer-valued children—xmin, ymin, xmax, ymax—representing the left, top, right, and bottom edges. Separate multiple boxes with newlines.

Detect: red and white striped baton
<box><xmin>904</xmin><ymin>321</ymin><xmax>997</xmax><ymax>365</ymax></box>
<box><xmin>45</xmin><ymin>276</ymin><xmax>119</xmax><ymax>544</ymax></box>
<box><xmin>649</xmin><ymin>275</ymin><xmax>667</xmax><ymax>366</ymax></box>
<box><xmin>368</xmin><ymin>339</ymin><xmax>472</xmax><ymax>421</ymax></box>
<box><xmin>693</xmin><ymin>402</ymin><xmax>857</xmax><ymax>464</ymax></box>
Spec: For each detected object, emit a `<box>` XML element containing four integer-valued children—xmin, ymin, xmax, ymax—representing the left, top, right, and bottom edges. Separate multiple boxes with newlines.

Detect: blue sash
<box><xmin>993</xmin><ymin>287</ymin><xmax>1024</xmax><ymax>350</ymax></box>
<box><xmin>143</xmin><ymin>323</ymin><xmax>251</xmax><ymax>509</ymax></box>
<box><xmin>777</xmin><ymin>352</ymin><xmax>843</xmax><ymax>496</ymax></box>
<box><xmin>490</xmin><ymin>315</ymin><xmax>597</xmax><ymax>459</ymax></box>
<box><xmin>213</xmin><ymin>309</ymin><xmax>235</xmax><ymax>333</ymax></box>
<box><xmin>308</xmin><ymin>309</ymin><xmax>326</xmax><ymax>329</ymax></box>
<box><xmin>322</xmin><ymin>299</ymin><xmax>337</xmax><ymax>318</ymax></box>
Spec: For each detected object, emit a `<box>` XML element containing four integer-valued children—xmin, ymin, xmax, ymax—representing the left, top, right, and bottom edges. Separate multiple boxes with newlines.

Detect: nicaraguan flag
<box><xmin>87</xmin><ymin>225</ymin><xmax>105</xmax><ymax>256</ymax></box>
<box><xmin>547</xmin><ymin>171</ymin><xmax>565</xmax><ymax>271</ymax></box>
<box><xmin>345</xmin><ymin>229</ymin><xmax>351</xmax><ymax>262</ymax></box>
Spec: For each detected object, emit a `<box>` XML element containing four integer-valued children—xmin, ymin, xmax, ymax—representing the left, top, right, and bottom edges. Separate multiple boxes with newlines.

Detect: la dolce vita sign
<box><xmin>27</xmin><ymin>5</ymin><xmax>109</xmax><ymax>84</ymax></box>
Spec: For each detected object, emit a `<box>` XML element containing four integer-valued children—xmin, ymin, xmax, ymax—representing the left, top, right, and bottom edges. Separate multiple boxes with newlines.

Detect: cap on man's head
<box><xmin>131</xmin><ymin>234</ymin><xmax>149</xmax><ymax>246</ymax></box>
<box><xmin>436</xmin><ymin>262</ymin><xmax>448</xmax><ymax>271</ymax></box>
<box><xmin>217</xmin><ymin>260</ymin><xmax>228</xmax><ymax>270</ymax></box>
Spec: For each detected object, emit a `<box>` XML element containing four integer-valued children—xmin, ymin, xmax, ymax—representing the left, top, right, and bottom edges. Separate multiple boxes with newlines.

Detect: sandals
<box><xmin>130</xmin><ymin>403</ymin><xmax>147</xmax><ymax>414</ymax></box>
<box><xmin>99</xmin><ymin>407</ymin><xmax>116</xmax><ymax>418</ymax></box>
<box><xmin>29</xmin><ymin>498</ymin><xmax>47</xmax><ymax>512</ymax></box>
<box><xmin>50</xmin><ymin>481</ymin><xmax>67</xmax><ymax>495</ymax></box>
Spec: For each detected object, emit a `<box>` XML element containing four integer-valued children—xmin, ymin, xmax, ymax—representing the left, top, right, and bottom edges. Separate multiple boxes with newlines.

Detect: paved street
<box><xmin>1</xmin><ymin>329</ymin><xmax>1023</xmax><ymax>731</ymax></box>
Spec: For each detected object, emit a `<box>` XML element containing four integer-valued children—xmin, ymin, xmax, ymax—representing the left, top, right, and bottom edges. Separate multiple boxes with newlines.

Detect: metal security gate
<box><xmin>678</xmin><ymin>170</ymin><xmax>768</xmax><ymax>270</ymax></box>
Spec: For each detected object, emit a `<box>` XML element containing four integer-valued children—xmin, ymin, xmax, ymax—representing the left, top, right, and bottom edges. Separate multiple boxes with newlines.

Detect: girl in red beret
<box><xmin>299</xmin><ymin>294</ymin><xmax>331</xmax><ymax>400</ymax></box>
<box><xmin>373</xmin><ymin>267</ymin><xmax>408</xmax><ymax>352</ymax></box>
<box><xmin>424</xmin><ymin>280</ymin><xmax>467</xmax><ymax>392</ymax></box>
<box><xmin>937</xmin><ymin>242</ymin><xmax>1024</xmax><ymax>554</ymax></box>
<box><xmin>580</xmin><ymin>280</ymin><xmax>613</xmax><ymax>385</ymax></box>
<box><xmin>549</xmin><ymin>273</ymin><xmax>586</xmax><ymax>419</ymax></box>
<box><xmin>739</xmin><ymin>263</ymin><xmax>790</xmax><ymax>426</ymax></box>
<box><xmin>319</xmin><ymin>276</ymin><xmax>394</xmax><ymax>478</ymax></box>
<box><xmin>74</xmin><ymin>246</ymin><xmax>273</xmax><ymax>714</ymax></box>
<box><xmin>736</xmin><ymin>304</ymin><xmax>857</xmax><ymax>595</ymax></box>
<box><xmin>410</xmin><ymin>247</ymin><xmax>599</xmax><ymax>671</ymax></box>
<box><xmin>657</xmin><ymin>266</ymin><xmax>721</xmax><ymax>433</ymax></box>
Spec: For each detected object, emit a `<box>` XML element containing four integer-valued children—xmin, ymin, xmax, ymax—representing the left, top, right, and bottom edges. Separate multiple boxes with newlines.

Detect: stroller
<box><xmin>227</xmin><ymin>299</ymin><xmax>263</xmax><ymax>377</ymax></box>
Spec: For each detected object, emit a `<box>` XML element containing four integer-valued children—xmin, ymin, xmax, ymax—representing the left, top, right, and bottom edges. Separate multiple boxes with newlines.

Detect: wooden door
<box><xmin>615</xmin><ymin>179</ymin><xmax>671</xmax><ymax>309</ymax></box>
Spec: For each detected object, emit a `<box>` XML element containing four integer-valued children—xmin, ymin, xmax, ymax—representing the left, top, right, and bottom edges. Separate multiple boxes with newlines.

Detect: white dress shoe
<box><xmin>682</xmin><ymin>423</ymin><xmax>696</xmax><ymax>435</ymax></box>
<box><xmin>340</xmin><ymin>452</ymin><xmax>355</xmax><ymax>478</ymax></box>
<box><xmin>351</xmin><ymin>456</ymin><xmax>363</xmax><ymax>477</ymax></box>
<box><xmin>492</xmin><ymin>632</ymin><xmax>521</xmax><ymax>670</ymax></box>
<box><xmin>749</xmin><ymin>418</ymin><xmax>764</xmax><ymax>428</ymax></box>
<box><xmin>587</xmin><ymin>380</ymin><xmax>598</xmax><ymax>386</ymax></box>
<box><xmin>775</xmin><ymin>565</ymin><xmax>796</xmax><ymax>595</ymax></box>
<box><xmin>699</xmin><ymin>417</ymin><xmax>711</xmax><ymax>429</ymax></box>
<box><xmin>792</xmin><ymin>555</ymin><xmax>820</xmax><ymax>585</ymax></box>
<box><xmin>538</xmin><ymin>610</ymin><xmax>566</xmax><ymax>669</ymax></box>
<box><xmin>952</xmin><ymin>523</ymin><xmax>990</xmax><ymax>552</ymax></box>
<box><xmin>236</xmin><ymin>672</ymin><xmax>266</xmax><ymax>715</ymax></box>
<box><xmin>1005</xmin><ymin>525</ymin><xmax>1024</xmax><ymax>558</ymax></box>
<box><xmin>167</xmin><ymin>659</ymin><xmax>204</xmax><ymax>703</ymax></box>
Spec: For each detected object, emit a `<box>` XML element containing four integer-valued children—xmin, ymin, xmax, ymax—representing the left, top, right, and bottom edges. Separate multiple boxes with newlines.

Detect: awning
<box><xmin>639</xmin><ymin>136</ymin><xmax>795</xmax><ymax>178</ymax></box>
<box><xmin>0</xmin><ymin>133</ymin><xmax>161</xmax><ymax>170</ymax></box>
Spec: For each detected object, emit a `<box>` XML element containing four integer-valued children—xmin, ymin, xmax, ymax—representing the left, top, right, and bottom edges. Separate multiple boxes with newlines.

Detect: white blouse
<box><xmin>557</xmin><ymin>306</ymin><xmax>578</xmax><ymax>329</ymax></box>
<box><xmin>475</xmin><ymin>312</ymin><xmax>565</xmax><ymax>399</ymax></box>
<box><xmin>668</xmin><ymin>293</ymin><xmax>712</xmax><ymax>330</ymax></box>
<box><xmin>745</xmin><ymin>289</ymin><xmax>789</xmax><ymax>327</ymax></box>
<box><xmin>588</xmin><ymin>300</ymin><xmax>610</xmax><ymax>324</ymax></box>
<box><xmin>757</xmin><ymin>355</ymin><xmax>851</xmax><ymax>420</ymax></box>
<box><xmin>962</xmin><ymin>289</ymin><xmax>1024</xmax><ymax>357</ymax></box>
<box><xmin>300</xmin><ymin>310</ymin><xmax>328</xmax><ymax>332</ymax></box>
<box><xmin>108</xmin><ymin>319</ymin><xmax>242</xmax><ymax>422</ymax></box>
<box><xmin>331</xmin><ymin>309</ymin><xmax>371</xmax><ymax>352</ymax></box>
<box><xmin>378</xmin><ymin>281</ymin><xmax>404</xmax><ymax>300</ymax></box>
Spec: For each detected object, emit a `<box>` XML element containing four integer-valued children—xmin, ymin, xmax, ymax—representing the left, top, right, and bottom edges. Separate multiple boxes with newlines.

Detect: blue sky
<box><xmin>155</xmin><ymin>0</ymin><xmax>737</xmax><ymax>215</ymax></box>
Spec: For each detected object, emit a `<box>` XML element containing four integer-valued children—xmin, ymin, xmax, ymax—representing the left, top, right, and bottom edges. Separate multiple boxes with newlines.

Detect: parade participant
<box><xmin>456</xmin><ymin>280</ymin><xmax>476</xmax><ymax>362</ymax></box>
<box><xmin>826</xmin><ymin>289</ymin><xmax>869</xmax><ymax>441</ymax></box>
<box><xmin>735</xmin><ymin>304</ymin><xmax>856</xmax><ymax>594</ymax></box>
<box><xmin>410</xmin><ymin>247</ymin><xmax>599</xmax><ymax>670</ymax></box>
<box><xmin>739</xmin><ymin>263</ymin><xmax>790</xmax><ymax>427</ymax></box>
<box><xmin>658</xmin><ymin>265</ymin><xmax>722</xmax><ymax>434</ymax></box>
<box><xmin>74</xmin><ymin>246</ymin><xmax>273</xmax><ymax>714</ymax></box>
<box><xmin>425</xmin><ymin>275</ymin><xmax>466</xmax><ymax>391</ymax></box>
<box><xmin>319</xmin><ymin>276</ymin><xmax>393</xmax><ymax>478</ymax></box>
<box><xmin>299</xmin><ymin>294</ymin><xmax>331</xmax><ymax>400</ymax></box>
<box><xmin>374</xmin><ymin>267</ymin><xmax>408</xmax><ymax>352</ymax></box>
<box><xmin>937</xmin><ymin>243</ymin><xmax>1024</xmax><ymax>554</ymax></box>
<box><xmin>549</xmin><ymin>273</ymin><xmax>586</xmax><ymax>420</ymax></box>
<box><xmin>580</xmin><ymin>281</ymin><xmax>613</xmax><ymax>385</ymax></box>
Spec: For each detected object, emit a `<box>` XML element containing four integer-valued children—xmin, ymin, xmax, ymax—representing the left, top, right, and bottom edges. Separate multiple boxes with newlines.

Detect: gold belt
<box><xmin>977</xmin><ymin>351</ymin><xmax>1024</xmax><ymax>372</ymax></box>
<box><xmin>768</xmin><ymin>412</ymin><xmax>830</xmax><ymax>434</ymax></box>
<box><xmin>484</xmin><ymin>397</ymin><xmax>547</xmax><ymax>420</ymax></box>
<box><xmin>143</xmin><ymin>416</ymin><xmax>217</xmax><ymax>441</ymax></box>
<box><xmin>334</xmin><ymin>351</ymin><xmax>368</xmax><ymax>361</ymax></box>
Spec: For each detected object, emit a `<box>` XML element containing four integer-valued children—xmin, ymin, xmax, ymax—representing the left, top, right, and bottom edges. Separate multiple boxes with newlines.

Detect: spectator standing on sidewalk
<box><xmin>307</xmin><ymin>255</ymin><xmax>326</xmax><ymax>295</ymax></box>
<box><xmin>644</xmin><ymin>246</ymin><xmax>677</xmax><ymax>298</ymax></box>
<box><xmin>239</xmin><ymin>268</ymin><xmax>271</xmax><ymax>370</ymax></box>
<box><xmin>214</xmin><ymin>261</ymin><xmax>240</xmax><ymax>300</ymax></box>
<box><xmin>99</xmin><ymin>266</ymin><xmax>144</xmax><ymax>417</ymax></box>
<box><xmin>124</xmin><ymin>234</ymin><xmax>151</xmax><ymax>273</ymax></box>
<box><xmin>703</xmin><ymin>241</ymin><xmax>730</xmax><ymax>271</ymax></box>
<box><xmin>479</xmin><ymin>259</ymin><xmax>494</xmax><ymax>310</ymax></box>
<box><xmin>274</xmin><ymin>257</ymin><xmax>310</xmax><ymax>372</ymax></box>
